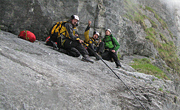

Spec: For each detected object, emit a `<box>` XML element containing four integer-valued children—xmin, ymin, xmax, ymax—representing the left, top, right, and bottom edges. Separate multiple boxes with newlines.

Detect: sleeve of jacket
<box><xmin>112</xmin><ymin>37</ymin><xmax>120</xmax><ymax>51</ymax></box>
<box><xmin>84</xmin><ymin>25</ymin><xmax>90</xmax><ymax>43</ymax></box>
<box><xmin>65</xmin><ymin>23</ymin><xmax>80</xmax><ymax>41</ymax></box>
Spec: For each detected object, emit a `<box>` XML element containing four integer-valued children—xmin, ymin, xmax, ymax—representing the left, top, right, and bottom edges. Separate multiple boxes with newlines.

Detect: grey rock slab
<box><xmin>0</xmin><ymin>31</ymin><xmax>180</xmax><ymax>110</ymax></box>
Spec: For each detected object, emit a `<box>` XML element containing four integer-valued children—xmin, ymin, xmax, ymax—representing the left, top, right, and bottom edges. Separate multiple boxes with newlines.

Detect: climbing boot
<box><xmin>116</xmin><ymin>66</ymin><xmax>121</xmax><ymax>69</ymax></box>
<box><xmin>82</xmin><ymin>55</ymin><xmax>94</xmax><ymax>63</ymax></box>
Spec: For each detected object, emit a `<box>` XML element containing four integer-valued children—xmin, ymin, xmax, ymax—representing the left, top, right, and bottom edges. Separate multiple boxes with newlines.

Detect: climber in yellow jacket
<box><xmin>84</xmin><ymin>20</ymin><xmax>104</xmax><ymax>59</ymax></box>
<box><xmin>53</xmin><ymin>15</ymin><xmax>93</xmax><ymax>63</ymax></box>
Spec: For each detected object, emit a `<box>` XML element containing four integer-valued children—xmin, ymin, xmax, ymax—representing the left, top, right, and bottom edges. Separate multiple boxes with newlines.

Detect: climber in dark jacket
<box><xmin>62</xmin><ymin>15</ymin><xmax>93</xmax><ymax>63</ymax></box>
<box><xmin>83</xmin><ymin>20</ymin><xmax>104</xmax><ymax>58</ymax></box>
<box><xmin>101</xmin><ymin>29</ymin><xmax>122</xmax><ymax>68</ymax></box>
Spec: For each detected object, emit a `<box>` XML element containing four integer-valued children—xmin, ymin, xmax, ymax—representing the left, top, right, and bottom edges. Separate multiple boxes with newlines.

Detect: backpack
<box><xmin>18</xmin><ymin>30</ymin><xmax>36</xmax><ymax>42</ymax></box>
<box><xmin>48</xmin><ymin>21</ymin><xmax>67</xmax><ymax>48</ymax></box>
<box><xmin>49</xmin><ymin>21</ymin><xmax>67</xmax><ymax>42</ymax></box>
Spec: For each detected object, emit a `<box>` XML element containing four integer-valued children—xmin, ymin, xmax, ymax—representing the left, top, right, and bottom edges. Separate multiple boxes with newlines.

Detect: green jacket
<box><xmin>102</xmin><ymin>34</ymin><xmax>120</xmax><ymax>51</ymax></box>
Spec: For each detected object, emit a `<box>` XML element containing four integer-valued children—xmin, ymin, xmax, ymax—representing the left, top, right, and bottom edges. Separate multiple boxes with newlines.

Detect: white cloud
<box><xmin>160</xmin><ymin>0</ymin><xmax>180</xmax><ymax>10</ymax></box>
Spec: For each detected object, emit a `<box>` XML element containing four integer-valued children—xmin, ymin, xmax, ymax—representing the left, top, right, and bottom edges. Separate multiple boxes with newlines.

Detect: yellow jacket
<box><xmin>51</xmin><ymin>21</ymin><xmax>79</xmax><ymax>46</ymax></box>
<box><xmin>84</xmin><ymin>25</ymin><xmax>98</xmax><ymax>47</ymax></box>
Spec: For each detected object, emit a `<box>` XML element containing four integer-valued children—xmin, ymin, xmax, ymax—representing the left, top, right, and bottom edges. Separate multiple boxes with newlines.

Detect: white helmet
<box><xmin>94</xmin><ymin>31</ymin><xmax>100</xmax><ymax>36</ymax></box>
<box><xmin>106</xmin><ymin>29</ymin><xmax>111</xmax><ymax>33</ymax></box>
<box><xmin>71</xmin><ymin>15</ymin><xmax>79</xmax><ymax>21</ymax></box>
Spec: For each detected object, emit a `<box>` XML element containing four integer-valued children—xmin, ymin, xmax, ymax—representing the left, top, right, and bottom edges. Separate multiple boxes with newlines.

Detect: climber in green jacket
<box><xmin>101</xmin><ymin>29</ymin><xmax>122</xmax><ymax>68</ymax></box>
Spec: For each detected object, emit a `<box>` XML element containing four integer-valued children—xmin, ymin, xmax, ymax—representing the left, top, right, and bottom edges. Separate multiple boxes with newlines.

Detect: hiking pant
<box><xmin>67</xmin><ymin>48</ymin><xmax>81</xmax><ymax>57</ymax></box>
<box><xmin>96</xmin><ymin>42</ymin><xmax>104</xmax><ymax>54</ymax></box>
<box><xmin>101</xmin><ymin>50</ymin><xmax>121</xmax><ymax>67</ymax></box>
<box><xmin>63</xmin><ymin>39</ymin><xmax>88</xmax><ymax>57</ymax></box>
<box><xmin>88</xmin><ymin>42</ymin><xmax>104</xmax><ymax>56</ymax></box>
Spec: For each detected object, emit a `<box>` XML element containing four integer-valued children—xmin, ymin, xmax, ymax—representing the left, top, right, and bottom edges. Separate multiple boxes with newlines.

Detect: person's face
<box><xmin>93</xmin><ymin>34</ymin><xmax>98</xmax><ymax>39</ymax></box>
<box><xmin>72</xmin><ymin>19</ymin><xmax>78</xmax><ymax>26</ymax></box>
<box><xmin>105</xmin><ymin>30</ymin><xmax>111</xmax><ymax>36</ymax></box>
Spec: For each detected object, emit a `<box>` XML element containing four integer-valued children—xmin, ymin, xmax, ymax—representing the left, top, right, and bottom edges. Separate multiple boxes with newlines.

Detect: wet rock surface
<box><xmin>0</xmin><ymin>31</ymin><xmax>179</xmax><ymax>109</ymax></box>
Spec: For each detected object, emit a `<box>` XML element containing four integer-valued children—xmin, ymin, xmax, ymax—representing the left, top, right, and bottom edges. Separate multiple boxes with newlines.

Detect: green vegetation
<box><xmin>145</xmin><ymin>27</ymin><xmax>180</xmax><ymax>73</ymax></box>
<box><xmin>131</xmin><ymin>58</ymin><xmax>169</xmax><ymax>79</ymax></box>
<box><xmin>124</xmin><ymin>0</ymin><xmax>180</xmax><ymax>77</ymax></box>
<box><xmin>145</xmin><ymin>6</ymin><xmax>168</xmax><ymax>29</ymax></box>
<box><xmin>159</xmin><ymin>33</ymin><xmax>168</xmax><ymax>43</ymax></box>
<box><xmin>145</xmin><ymin>28</ymin><xmax>180</xmax><ymax>74</ymax></box>
<box><xmin>166</xmin><ymin>91</ymin><xmax>170</xmax><ymax>93</ymax></box>
<box><xmin>145</xmin><ymin>6</ymin><xmax>175</xmax><ymax>39</ymax></box>
<box><xmin>158</xmin><ymin>87</ymin><xmax>163</xmax><ymax>92</ymax></box>
<box><xmin>117</xmin><ymin>52</ymin><xmax>121</xmax><ymax>60</ymax></box>
<box><xmin>124</xmin><ymin>1</ymin><xmax>158</xmax><ymax>30</ymax></box>
<box><xmin>124</xmin><ymin>0</ymin><xmax>139</xmax><ymax>22</ymax></box>
<box><xmin>134</xmin><ymin>12</ymin><xmax>147</xmax><ymax>30</ymax></box>
<box><xmin>15</xmin><ymin>48</ymin><xmax>22</xmax><ymax>51</ymax></box>
<box><xmin>174</xmin><ymin>96</ymin><xmax>178</xmax><ymax>103</ymax></box>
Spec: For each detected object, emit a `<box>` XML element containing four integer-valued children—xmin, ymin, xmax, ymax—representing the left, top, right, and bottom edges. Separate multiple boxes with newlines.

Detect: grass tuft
<box><xmin>131</xmin><ymin>58</ymin><xmax>169</xmax><ymax>79</ymax></box>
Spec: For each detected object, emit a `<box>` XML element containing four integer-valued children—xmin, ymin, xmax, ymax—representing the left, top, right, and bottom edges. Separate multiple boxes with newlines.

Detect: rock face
<box><xmin>0</xmin><ymin>30</ymin><xmax>180</xmax><ymax>110</ymax></box>
<box><xmin>0</xmin><ymin>0</ymin><xmax>178</xmax><ymax>53</ymax></box>
<box><xmin>0</xmin><ymin>0</ymin><xmax>179</xmax><ymax>57</ymax></box>
<box><xmin>1</xmin><ymin>0</ymin><xmax>180</xmax><ymax>109</ymax></box>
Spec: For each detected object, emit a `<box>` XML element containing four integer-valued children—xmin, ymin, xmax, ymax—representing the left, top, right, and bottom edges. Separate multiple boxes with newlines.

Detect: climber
<box><xmin>83</xmin><ymin>20</ymin><xmax>104</xmax><ymax>60</ymax></box>
<box><xmin>101</xmin><ymin>29</ymin><xmax>122</xmax><ymax>68</ymax></box>
<box><xmin>61</xmin><ymin>15</ymin><xmax>93</xmax><ymax>63</ymax></box>
<box><xmin>46</xmin><ymin>17</ymin><xmax>80</xmax><ymax>57</ymax></box>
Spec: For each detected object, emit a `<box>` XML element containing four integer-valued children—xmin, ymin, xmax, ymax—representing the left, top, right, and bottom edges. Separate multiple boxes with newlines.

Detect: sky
<box><xmin>160</xmin><ymin>0</ymin><xmax>180</xmax><ymax>12</ymax></box>
<box><xmin>160</xmin><ymin>0</ymin><xmax>180</xmax><ymax>26</ymax></box>
<box><xmin>160</xmin><ymin>0</ymin><xmax>180</xmax><ymax>46</ymax></box>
